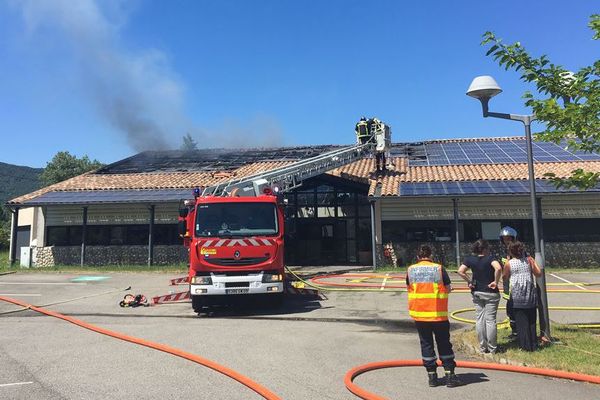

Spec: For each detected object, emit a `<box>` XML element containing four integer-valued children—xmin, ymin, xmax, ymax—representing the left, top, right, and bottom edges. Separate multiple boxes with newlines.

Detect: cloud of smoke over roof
<box><xmin>15</xmin><ymin>0</ymin><xmax>284</xmax><ymax>152</ymax></box>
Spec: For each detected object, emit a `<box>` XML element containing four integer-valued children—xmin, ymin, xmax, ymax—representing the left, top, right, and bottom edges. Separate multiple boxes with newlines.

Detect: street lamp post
<box><xmin>466</xmin><ymin>76</ymin><xmax>551</xmax><ymax>340</ymax></box>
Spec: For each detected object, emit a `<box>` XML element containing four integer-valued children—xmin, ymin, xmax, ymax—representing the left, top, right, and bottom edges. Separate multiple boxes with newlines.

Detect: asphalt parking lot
<box><xmin>1</xmin><ymin>270</ymin><xmax>599</xmax><ymax>400</ymax></box>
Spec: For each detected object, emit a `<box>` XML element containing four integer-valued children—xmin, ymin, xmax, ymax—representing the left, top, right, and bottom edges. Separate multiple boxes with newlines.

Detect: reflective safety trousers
<box><xmin>407</xmin><ymin>261</ymin><xmax>449</xmax><ymax>322</ymax></box>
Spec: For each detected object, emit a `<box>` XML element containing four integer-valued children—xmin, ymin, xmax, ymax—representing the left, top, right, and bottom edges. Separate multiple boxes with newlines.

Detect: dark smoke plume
<box><xmin>16</xmin><ymin>0</ymin><xmax>286</xmax><ymax>151</ymax></box>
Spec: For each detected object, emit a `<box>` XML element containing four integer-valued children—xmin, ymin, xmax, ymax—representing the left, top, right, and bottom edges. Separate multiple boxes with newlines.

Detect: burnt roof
<box><xmin>96</xmin><ymin>145</ymin><xmax>342</xmax><ymax>174</ymax></box>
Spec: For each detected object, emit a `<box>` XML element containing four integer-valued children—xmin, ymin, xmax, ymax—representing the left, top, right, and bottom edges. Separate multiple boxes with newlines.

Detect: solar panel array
<box><xmin>398</xmin><ymin>180</ymin><xmax>598</xmax><ymax>196</ymax></box>
<box><xmin>409</xmin><ymin>139</ymin><xmax>600</xmax><ymax>166</ymax></box>
<box><xmin>24</xmin><ymin>189</ymin><xmax>193</xmax><ymax>205</ymax></box>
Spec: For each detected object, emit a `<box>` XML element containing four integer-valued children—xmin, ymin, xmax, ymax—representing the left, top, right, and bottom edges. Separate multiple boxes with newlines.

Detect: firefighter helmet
<box><xmin>499</xmin><ymin>226</ymin><xmax>517</xmax><ymax>239</ymax></box>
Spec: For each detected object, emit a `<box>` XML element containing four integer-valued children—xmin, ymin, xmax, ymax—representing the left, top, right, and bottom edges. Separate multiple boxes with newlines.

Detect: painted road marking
<box><xmin>550</xmin><ymin>273</ymin><xmax>588</xmax><ymax>291</ymax></box>
<box><xmin>380</xmin><ymin>274</ymin><xmax>390</xmax><ymax>290</ymax></box>
<box><xmin>70</xmin><ymin>276</ymin><xmax>110</xmax><ymax>282</ymax></box>
<box><xmin>0</xmin><ymin>282</ymin><xmax>86</xmax><ymax>286</ymax></box>
<box><xmin>0</xmin><ymin>382</ymin><xmax>33</xmax><ymax>388</ymax></box>
<box><xmin>349</xmin><ymin>277</ymin><xmax>371</xmax><ymax>283</ymax></box>
<box><xmin>0</xmin><ymin>294</ymin><xmax>41</xmax><ymax>297</ymax></box>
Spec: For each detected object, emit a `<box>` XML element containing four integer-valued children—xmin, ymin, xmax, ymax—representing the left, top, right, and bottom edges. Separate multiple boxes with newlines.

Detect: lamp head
<box><xmin>466</xmin><ymin>76</ymin><xmax>502</xmax><ymax>101</ymax></box>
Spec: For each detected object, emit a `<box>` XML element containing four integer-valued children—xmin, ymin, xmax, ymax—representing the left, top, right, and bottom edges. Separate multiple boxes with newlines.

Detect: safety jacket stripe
<box><xmin>408</xmin><ymin>293</ymin><xmax>449</xmax><ymax>299</ymax></box>
<box><xmin>408</xmin><ymin>310</ymin><xmax>448</xmax><ymax>318</ymax></box>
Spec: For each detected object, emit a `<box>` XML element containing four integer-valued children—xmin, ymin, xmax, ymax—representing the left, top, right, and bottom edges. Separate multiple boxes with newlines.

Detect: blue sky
<box><xmin>0</xmin><ymin>0</ymin><xmax>597</xmax><ymax>167</ymax></box>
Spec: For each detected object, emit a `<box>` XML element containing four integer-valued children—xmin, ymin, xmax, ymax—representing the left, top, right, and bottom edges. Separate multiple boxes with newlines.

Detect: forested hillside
<box><xmin>0</xmin><ymin>162</ymin><xmax>43</xmax><ymax>249</ymax></box>
<box><xmin>0</xmin><ymin>161</ymin><xmax>43</xmax><ymax>206</ymax></box>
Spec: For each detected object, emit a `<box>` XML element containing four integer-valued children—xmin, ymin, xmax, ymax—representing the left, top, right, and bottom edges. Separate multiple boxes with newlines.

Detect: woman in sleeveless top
<box><xmin>502</xmin><ymin>241</ymin><xmax>542</xmax><ymax>351</ymax></box>
<box><xmin>457</xmin><ymin>239</ymin><xmax>502</xmax><ymax>353</ymax></box>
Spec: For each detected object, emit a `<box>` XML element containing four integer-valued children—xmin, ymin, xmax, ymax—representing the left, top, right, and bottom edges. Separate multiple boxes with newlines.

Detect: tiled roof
<box><xmin>329</xmin><ymin>157</ymin><xmax>407</xmax><ymax>185</ymax></box>
<box><xmin>8</xmin><ymin>161</ymin><xmax>296</xmax><ymax>205</ymax></box>
<box><xmin>8</xmin><ymin>142</ymin><xmax>600</xmax><ymax>204</ymax></box>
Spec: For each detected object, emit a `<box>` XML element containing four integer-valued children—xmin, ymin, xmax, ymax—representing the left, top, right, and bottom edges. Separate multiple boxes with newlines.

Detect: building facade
<box><xmin>7</xmin><ymin>138</ymin><xmax>600</xmax><ymax>268</ymax></box>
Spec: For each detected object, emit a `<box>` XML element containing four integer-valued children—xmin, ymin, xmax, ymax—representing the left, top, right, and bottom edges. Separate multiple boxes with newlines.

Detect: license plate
<box><xmin>226</xmin><ymin>288</ymin><xmax>249</xmax><ymax>294</ymax></box>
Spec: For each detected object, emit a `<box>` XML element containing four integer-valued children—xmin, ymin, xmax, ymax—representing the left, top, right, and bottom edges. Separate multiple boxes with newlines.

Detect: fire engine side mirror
<box><xmin>178</xmin><ymin>220</ymin><xmax>188</xmax><ymax>237</ymax></box>
<box><xmin>179</xmin><ymin>208</ymin><xmax>189</xmax><ymax>218</ymax></box>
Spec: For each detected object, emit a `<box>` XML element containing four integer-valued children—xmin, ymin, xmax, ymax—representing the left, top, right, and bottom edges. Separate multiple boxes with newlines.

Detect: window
<box><xmin>317</xmin><ymin>207</ymin><xmax>335</xmax><ymax>218</ymax></box>
<box><xmin>47</xmin><ymin>227</ymin><xmax>69</xmax><ymax>246</ymax></box>
<box><xmin>195</xmin><ymin>202</ymin><xmax>278</xmax><ymax>237</ymax></box>
<box><xmin>382</xmin><ymin>220</ymin><xmax>454</xmax><ymax>242</ymax></box>
<box><xmin>482</xmin><ymin>222</ymin><xmax>502</xmax><ymax>240</ymax></box>
<box><xmin>155</xmin><ymin>225</ymin><xmax>180</xmax><ymax>245</ymax></box>
<box><xmin>47</xmin><ymin>224</ymin><xmax>182</xmax><ymax>246</ymax></box>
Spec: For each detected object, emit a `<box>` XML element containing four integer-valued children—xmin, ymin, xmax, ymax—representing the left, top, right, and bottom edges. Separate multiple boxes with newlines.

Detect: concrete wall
<box><xmin>377</xmin><ymin>241</ymin><xmax>600</xmax><ymax>268</ymax></box>
<box><xmin>34</xmin><ymin>245</ymin><xmax>188</xmax><ymax>267</ymax></box>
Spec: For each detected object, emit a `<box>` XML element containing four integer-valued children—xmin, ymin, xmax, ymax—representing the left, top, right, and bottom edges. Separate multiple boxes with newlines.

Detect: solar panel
<box><xmin>399</xmin><ymin>180</ymin><xmax>598</xmax><ymax>196</ymax></box>
<box><xmin>23</xmin><ymin>189</ymin><xmax>194</xmax><ymax>205</ymax></box>
<box><xmin>413</xmin><ymin>138</ymin><xmax>600</xmax><ymax>166</ymax></box>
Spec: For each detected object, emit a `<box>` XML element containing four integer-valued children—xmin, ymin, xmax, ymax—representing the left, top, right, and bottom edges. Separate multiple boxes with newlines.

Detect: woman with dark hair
<box><xmin>457</xmin><ymin>239</ymin><xmax>502</xmax><ymax>353</ymax></box>
<box><xmin>503</xmin><ymin>241</ymin><xmax>542</xmax><ymax>351</ymax></box>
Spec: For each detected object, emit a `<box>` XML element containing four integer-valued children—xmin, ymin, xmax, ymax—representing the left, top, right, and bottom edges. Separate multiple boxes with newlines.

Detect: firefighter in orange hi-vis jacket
<box><xmin>406</xmin><ymin>244</ymin><xmax>464</xmax><ymax>388</ymax></box>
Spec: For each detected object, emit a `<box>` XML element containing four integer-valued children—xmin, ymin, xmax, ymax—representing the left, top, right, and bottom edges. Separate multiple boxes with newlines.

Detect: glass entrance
<box><xmin>284</xmin><ymin>177</ymin><xmax>372</xmax><ymax>265</ymax></box>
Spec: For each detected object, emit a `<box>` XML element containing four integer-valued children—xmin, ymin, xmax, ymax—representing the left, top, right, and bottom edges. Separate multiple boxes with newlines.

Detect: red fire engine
<box><xmin>178</xmin><ymin>119</ymin><xmax>391</xmax><ymax>313</ymax></box>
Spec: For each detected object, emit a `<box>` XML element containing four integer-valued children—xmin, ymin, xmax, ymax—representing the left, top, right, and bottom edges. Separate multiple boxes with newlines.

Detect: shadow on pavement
<box><xmin>454</xmin><ymin>372</ymin><xmax>490</xmax><ymax>385</ymax></box>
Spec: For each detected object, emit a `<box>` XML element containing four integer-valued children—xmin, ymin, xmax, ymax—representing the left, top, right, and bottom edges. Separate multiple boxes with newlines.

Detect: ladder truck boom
<box><xmin>202</xmin><ymin>140</ymin><xmax>375</xmax><ymax>198</ymax></box>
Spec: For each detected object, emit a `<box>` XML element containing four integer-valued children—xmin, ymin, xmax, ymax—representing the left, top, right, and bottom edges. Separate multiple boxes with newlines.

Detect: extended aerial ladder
<box><xmin>201</xmin><ymin>139</ymin><xmax>377</xmax><ymax>198</ymax></box>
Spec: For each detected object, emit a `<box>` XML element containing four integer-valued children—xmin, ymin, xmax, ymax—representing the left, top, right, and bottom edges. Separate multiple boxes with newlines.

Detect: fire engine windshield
<box><xmin>195</xmin><ymin>203</ymin><xmax>278</xmax><ymax>237</ymax></box>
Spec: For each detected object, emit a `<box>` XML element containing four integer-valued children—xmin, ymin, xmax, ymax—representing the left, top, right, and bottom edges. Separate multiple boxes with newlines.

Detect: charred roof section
<box><xmin>95</xmin><ymin>145</ymin><xmax>342</xmax><ymax>174</ymax></box>
<box><xmin>95</xmin><ymin>143</ymin><xmax>436</xmax><ymax>175</ymax></box>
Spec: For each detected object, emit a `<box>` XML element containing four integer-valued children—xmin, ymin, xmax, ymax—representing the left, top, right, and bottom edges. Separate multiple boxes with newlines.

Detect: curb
<box><xmin>453</xmin><ymin>326</ymin><xmax>526</xmax><ymax>367</ymax></box>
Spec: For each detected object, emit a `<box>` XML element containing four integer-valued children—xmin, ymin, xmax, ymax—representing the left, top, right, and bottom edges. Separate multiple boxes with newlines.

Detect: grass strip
<box><xmin>455</xmin><ymin>324</ymin><xmax>600</xmax><ymax>377</ymax></box>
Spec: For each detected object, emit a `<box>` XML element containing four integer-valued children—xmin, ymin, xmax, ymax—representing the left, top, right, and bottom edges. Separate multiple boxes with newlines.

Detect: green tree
<box><xmin>0</xmin><ymin>224</ymin><xmax>9</xmax><ymax>251</ymax></box>
<box><xmin>482</xmin><ymin>14</ymin><xmax>600</xmax><ymax>189</ymax></box>
<box><xmin>0</xmin><ymin>208</ymin><xmax>9</xmax><ymax>250</ymax></box>
<box><xmin>180</xmin><ymin>133</ymin><xmax>198</xmax><ymax>151</ymax></box>
<box><xmin>41</xmin><ymin>151</ymin><xmax>104</xmax><ymax>186</ymax></box>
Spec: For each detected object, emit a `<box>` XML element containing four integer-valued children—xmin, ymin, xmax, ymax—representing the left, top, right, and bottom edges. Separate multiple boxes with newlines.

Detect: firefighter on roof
<box><xmin>355</xmin><ymin>116</ymin><xmax>391</xmax><ymax>173</ymax></box>
<box><xmin>355</xmin><ymin>116</ymin><xmax>370</xmax><ymax>145</ymax></box>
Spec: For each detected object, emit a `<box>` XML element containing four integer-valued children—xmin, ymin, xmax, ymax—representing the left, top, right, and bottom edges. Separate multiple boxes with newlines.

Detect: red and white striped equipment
<box><xmin>152</xmin><ymin>291</ymin><xmax>191</xmax><ymax>304</ymax></box>
<box><xmin>170</xmin><ymin>276</ymin><xmax>190</xmax><ymax>286</ymax></box>
<box><xmin>200</xmin><ymin>238</ymin><xmax>276</xmax><ymax>248</ymax></box>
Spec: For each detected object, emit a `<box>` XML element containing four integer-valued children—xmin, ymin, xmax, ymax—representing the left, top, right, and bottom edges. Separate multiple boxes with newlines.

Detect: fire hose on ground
<box><xmin>0</xmin><ymin>296</ymin><xmax>282</xmax><ymax>400</ymax></box>
<box><xmin>3</xmin><ymin>270</ymin><xmax>600</xmax><ymax>399</ymax></box>
<box><xmin>344</xmin><ymin>359</ymin><xmax>600</xmax><ymax>400</ymax></box>
<box><xmin>287</xmin><ymin>268</ymin><xmax>600</xmax><ymax>329</ymax></box>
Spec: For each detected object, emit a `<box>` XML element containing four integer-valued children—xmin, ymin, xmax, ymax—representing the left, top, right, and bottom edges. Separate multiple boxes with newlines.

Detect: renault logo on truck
<box><xmin>234</xmin><ymin>250</ymin><xmax>241</xmax><ymax>260</ymax></box>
